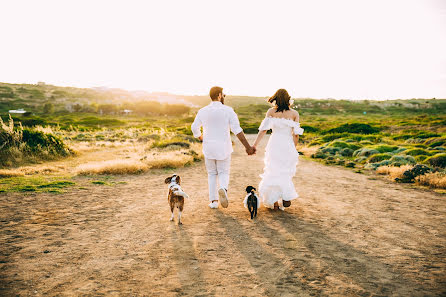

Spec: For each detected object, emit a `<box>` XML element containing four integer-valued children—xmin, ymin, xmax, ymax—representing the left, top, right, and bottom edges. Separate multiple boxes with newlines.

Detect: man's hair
<box><xmin>209</xmin><ymin>86</ymin><xmax>223</xmax><ymax>100</ymax></box>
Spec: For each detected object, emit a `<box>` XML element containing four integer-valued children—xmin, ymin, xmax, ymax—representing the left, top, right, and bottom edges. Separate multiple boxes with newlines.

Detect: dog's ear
<box><xmin>164</xmin><ymin>176</ymin><xmax>172</xmax><ymax>184</ymax></box>
<box><xmin>175</xmin><ymin>175</ymin><xmax>181</xmax><ymax>184</ymax></box>
<box><xmin>252</xmin><ymin>187</ymin><xmax>256</xmax><ymax>191</ymax></box>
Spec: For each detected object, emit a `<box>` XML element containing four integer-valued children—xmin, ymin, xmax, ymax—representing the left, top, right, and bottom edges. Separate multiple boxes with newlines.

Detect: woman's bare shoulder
<box><xmin>266</xmin><ymin>107</ymin><xmax>276</xmax><ymax>116</ymax></box>
<box><xmin>290</xmin><ymin>109</ymin><xmax>300</xmax><ymax>121</ymax></box>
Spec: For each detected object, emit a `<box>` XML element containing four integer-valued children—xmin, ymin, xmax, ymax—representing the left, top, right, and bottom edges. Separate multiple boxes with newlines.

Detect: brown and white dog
<box><xmin>165</xmin><ymin>174</ymin><xmax>189</xmax><ymax>224</ymax></box>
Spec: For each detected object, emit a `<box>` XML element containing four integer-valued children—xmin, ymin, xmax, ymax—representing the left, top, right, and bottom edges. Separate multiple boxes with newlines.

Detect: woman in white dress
<box><xmin>252</xmin><ymin>89</ymin><xmax>304</xmax><ymax>210</ymax></box>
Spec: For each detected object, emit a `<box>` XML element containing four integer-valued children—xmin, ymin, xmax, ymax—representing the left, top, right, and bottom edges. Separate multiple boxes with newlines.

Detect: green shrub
<box><xmin>22</xmin><ymin>129</ymin><xmax>71</xmax><ymax>155</ymax></box>
<box><xmin>359</xmin><ymin>140</ymin><xmax>374</xmax><ymax>145</ymax></box>
<box><xmin>424</xmin><ymin>153</ymin><xmax>446</xmax><ymax>168</ymax></box>
<box><xmin>323</xmin><ymin>123</ymin><xmax>380</xmax><ymax>134</ymax></box>
<box><xmin>353</xmin><ymin>148</ymin><xmax>380</xmax><ymax>157</ymax></box>
<box><xmin>321</xmin><ymin>133</ymin><xmax>350</xmax><ymax>142</ymax></box>
<box><xmin>367</xmin><ymin>153</ymin><xmax>392</xmax><ymax>163</ymax></box>
<box><xmin>404</xmin><ymin>149</ymin><xmax>431</xmax><ymax>156</ymax></box>
<box><xmin>301</xmin><ymin>125</ymin><xmax>319</xmax><ymax>133</ymax></box>
<box><xmin>347</xmin><ymin>143</ymin><xmax>361</xmax><ymax>151</ymax></box>
<box><xmin>374</xmin><ymin>145</ymin><xmax>399</xmax><ymax>153</ymax></box>
<box><xmin>151</xmin><ymin>140</ymin><xmax>190</xmax><ymax>149</ymax></box>
<box><xmin>389</xmin><ymin>155</ymin><xmax>416</xmax><ymax>165</ymax></box>
<box><xmin>365</xmin><ymin>159</ymin><xmax>392</xmax><ymax>170</ymax></box>
<box><xmin>415</xmin><ymin>155</ymin><xmax>428</xmax><ymax>162</ymax></box>
<box><xmin>340</xmin><ymin>148</ymin><xmax>354</xmax><ymax>157</ymax></box>
<box><xmin>328</xmin><ymin>141</ymin><xmax>350</xmax><ymax>148</ymax></box>
<box><xmin>311</xmin><ymin>151</ymin><xmax>327</xmax><ymax>159</ymax></box>
<box><xmin>345</xmin><ymin>162</ymin><xmax>355</xmax><ymax>168</ymax></box>
<box><xmin>394</xmin><ymin>147</ymin><xmax>407</xmax><ymax>154</ymax></box>
<box><xmin>354</xmin><ymin>156</ymin><xmax>368</xmax><ymax>163</ymax></box>
<box><xmin>0</xmin><ymin>116</ymin><xmax>72</xmax><ymax>167</ymax></box>
<box><xmin>309</xmin><ymin>140</ymin><xmax>323</xmax><ymax>146</ymax></box>
<box><xmin>320</xmin><ymin>147</ymin><xmax>341</xmax><ymax>155</ymax></box>
<box><xmin>425</xmin><ymin>138</ymin><xmax>446</xmax><ymax>147</ymax></box>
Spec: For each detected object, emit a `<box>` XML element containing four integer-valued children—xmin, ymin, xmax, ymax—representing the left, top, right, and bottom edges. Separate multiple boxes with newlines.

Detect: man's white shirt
<box><xmin>191</xmin><ymin>101</ymin><xmax>243</xmax><ymax>160</ymax></box>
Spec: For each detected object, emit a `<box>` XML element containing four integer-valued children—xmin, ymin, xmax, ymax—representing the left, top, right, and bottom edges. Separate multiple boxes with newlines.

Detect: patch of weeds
<box><xmin>0</xmin><ymin>176</ymin><xmax>75</xmax><ymax>193</ymax></box>
<box><xmin>91</xmin><ymin>180</ymin><xmax>109</xmax><ymax>185</ymax></box>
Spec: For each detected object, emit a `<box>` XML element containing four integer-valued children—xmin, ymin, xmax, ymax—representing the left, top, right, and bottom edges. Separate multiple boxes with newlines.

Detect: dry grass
<box><xmin>0</xmin><ymin>169</ymin><xmax>25</xmax><ymax>177</ymax></box>
<box><xmin>299</xmin><ymin>146</ymin><xmax>319</xmax><ymax>157</ymax></box>
<box><xmin>376</xmin><ymin>165</ymin><xmax>413</xmax><ymax>180</ymax></box>
<box><xmin>415</xmin><ymin>172</ymin><xmax>446</xmax><ymax>189</ymax></box>
<box><xmin>20</xmin><ymin>166</ymin><xmax>61</xmax><ymax>175</ymax></box>
<box><xmin>76</xmin><ymin>159</ymin><xmax>149</xmax><ymax>175</ymax></box>
<box><xmin>75</xmin><ymin>149</ymin><xmax>198</xmax><ymax>175</ymax></box>
<box><xmin>144</xmin><ymin>152</ymin><xmax>194</xmax><ymax>169</ymax></box>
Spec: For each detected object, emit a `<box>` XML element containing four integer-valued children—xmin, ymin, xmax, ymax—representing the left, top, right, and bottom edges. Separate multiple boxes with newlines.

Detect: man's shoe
<box><xmin>283</xmin><ymin>200</ymin><xmax>291</xmax><ymax>207</ymax></box>
<box><xmin>209</xmin><ymin>201</ymin><xmax>218</xmax><ymax>209</ymax></box>
<box><xmin>218</xmin><ymin>188</ymin><xmax>229</xmax><ymax>208</ymax></box>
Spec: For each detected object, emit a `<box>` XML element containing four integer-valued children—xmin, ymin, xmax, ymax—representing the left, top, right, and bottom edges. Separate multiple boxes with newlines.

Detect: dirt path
<box><xmin>1</xmin><ymin>135</ymin><xmax>445</xmax><ymax>296</ymax></box>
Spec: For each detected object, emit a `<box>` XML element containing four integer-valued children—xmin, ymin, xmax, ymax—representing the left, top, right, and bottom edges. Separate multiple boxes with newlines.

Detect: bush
<box><xmin>328</xmin><ymin>141</ymin><xmax>350</xmax><ymax>148</ymax></box>
<box><xmin>404</xmin><ymin>148</ymin><xmax>431</xmax><ymax>156</ymax></box>
<box><xmin>323</xmin><ymin>123</ymin><xmax>380</xmax><ymax>134</ymax></box>
<box><xmin>151</xmin><ymin>140</ymin><xmax>190</xmax><ymax>149</ymax></box>
<box><xmin>321</xmin><ymin>133</ymin><xmax>350</xmax><ymax>142</ymax></box>
<box><xmin>340</xmin><ymin>148</ymin><xmax>354</xmax><ymax>157</ymax></box>
<box><xmin>374</xmin><ymin>145</ymin><xmax>399</xmax><ymax>153</ymax></box>
<box><xmin>416</xmin><ymin>172</ymin><xmax>446</xmax><ymax>189</ymax></box>
<box><xmin>311</xmin><ymin>151</ymin><xmax>327</xmax><ymax>159</ymax></box>
<box><xmin>393</xmin><ymin>147</ymin><xmax>407</xmax><ymax>154</ymax></box>
<box><xmin>389</xmin><ymin>155</ymin><xmax>416</xmax><ymax>165</ymax></box>
<box><xmin>0</xmin><ymin>116</ymin><xmax>72</xmax><ymax>167</ymax></box>
<box><xmin>424</xmin><ymin>153</ymin><xmax>446</xmax><ymax>168</ymax></box>
<box><xmin>415</xmin><ymin>155</ymin><xmax>428</xmax><ymax>162</ymax></box>
<box><xmin>425</xmin><ymin>138</ymin><xmax>446</xmax><ymax>147</ymax></box>
<box><xmin>301</xmin><ymin>125</ymin><xmax>319</xmax><ymax>133</ymax></box>
<box><xmin>395</xmin><ymin>164</ymin><xmax>433</xmax><ymax>183</ymax></box>
<box><xmin>367</xmin><ymin>153</ymin><xmax>392</xmax><ymax>163</ymax></box>
<box><xmin>320</xmin><ymin>147</ymin><xmax>341</xmax><ymax>155</ymax></box>
<box><xmin>365</xmin><ymin>159</ymin><xmax>392</xmax><ymax>170</ymax></box>
<box><xmin>354</xmin><ymin>156</ymin><xmax>368</xmax><ymax>163</ymax></box>
<box><xmin>353</xmin><ymin>148</ymin><xmax>380</xmax><ymax>157</ymax></box>
<box><xmin>345</xmin><ymin>162</ymin><xmax>355</xmax><ymax>168</ymax></box>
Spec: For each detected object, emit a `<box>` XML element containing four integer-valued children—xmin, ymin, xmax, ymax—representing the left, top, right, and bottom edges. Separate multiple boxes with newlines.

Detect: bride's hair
<box><xmin>268</xmin><ymin>89</ymin><xmax>291</xmax><ymax>112</ymax></box>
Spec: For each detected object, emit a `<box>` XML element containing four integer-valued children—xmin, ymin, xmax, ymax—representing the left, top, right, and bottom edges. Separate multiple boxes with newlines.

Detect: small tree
<box><xmin>43</xmin><ymin>102</ymin><xmax>54</xmax><ymax>114</ymax></box>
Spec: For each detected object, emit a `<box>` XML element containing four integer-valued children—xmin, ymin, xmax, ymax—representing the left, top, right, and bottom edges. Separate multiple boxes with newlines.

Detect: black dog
<box><xmin>244</xmin><ymin>186</ymin><xmax>260</xmax><ymax>219</ymax></box>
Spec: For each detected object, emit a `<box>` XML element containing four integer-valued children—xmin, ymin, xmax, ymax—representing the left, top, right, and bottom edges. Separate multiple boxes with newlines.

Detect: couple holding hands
<box><xmin>191</xmin><ymin>86</ymin><xmax>304</xmax><ymax>210</ymax></box>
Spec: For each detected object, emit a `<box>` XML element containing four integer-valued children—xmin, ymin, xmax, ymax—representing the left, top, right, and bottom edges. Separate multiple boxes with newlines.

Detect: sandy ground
<box><xmin>1</xmin><ymin>135</ymin><xmax>445</xmax><ymax>296</ymax></box>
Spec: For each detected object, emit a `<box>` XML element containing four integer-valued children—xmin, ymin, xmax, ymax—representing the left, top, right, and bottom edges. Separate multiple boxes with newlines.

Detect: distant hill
<box><xmin>1</xmin><ymin>82</ymin><xmax>444</xmax><ymax>116</ymax></box>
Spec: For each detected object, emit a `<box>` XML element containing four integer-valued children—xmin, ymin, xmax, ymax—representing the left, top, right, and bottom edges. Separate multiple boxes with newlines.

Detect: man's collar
<box><xmin>210</xmin><ymin>101</ymin><xmax>222</xmax><ymax>106</ymax></box>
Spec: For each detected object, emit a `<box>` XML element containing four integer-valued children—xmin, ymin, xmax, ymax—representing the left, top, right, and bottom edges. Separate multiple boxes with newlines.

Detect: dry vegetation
<box><xmin>416</xmin><ymin>172</ymin><xmax>446</xmax><ymax>189</ymax></box>
<box><xmin>376</xmin><ymin>165</ymin><xmax>414</xmax><ymax>180</ymax></box>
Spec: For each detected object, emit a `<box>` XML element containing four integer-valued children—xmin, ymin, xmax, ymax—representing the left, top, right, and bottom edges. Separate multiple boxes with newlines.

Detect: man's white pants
<box><xmin>205</xmin><ymin>156</ymin><xmax>231</xmax><ymax>202</ymax></box>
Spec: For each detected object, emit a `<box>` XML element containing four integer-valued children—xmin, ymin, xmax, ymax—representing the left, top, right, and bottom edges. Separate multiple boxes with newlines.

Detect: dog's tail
<box><xmin>174</xmin><ymin>190</ymin><xmax>189</xmax><ymax>199</ymax></box>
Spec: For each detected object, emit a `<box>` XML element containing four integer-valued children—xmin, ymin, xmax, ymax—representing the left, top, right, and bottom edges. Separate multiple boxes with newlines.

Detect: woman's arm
<box><xmin>293</xmin><ymin>134</ymin><xmax>299</xmax><ymax>147</ymax></box>
<box><xmin>253</xmin><ymin>130</ymin><xmax>267</xmax><ymax>149</ymax></box>
<box><xmin>293</xmin><ymin>110</ymin><xmax>300</xmax><ymax>147</ymax></box>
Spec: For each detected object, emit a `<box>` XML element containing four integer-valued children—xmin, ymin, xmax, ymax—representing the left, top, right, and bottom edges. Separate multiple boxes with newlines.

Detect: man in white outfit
<box><xmin>191</xmin><ymin>86</ymin><xmax>255</xmax><ymax>209</ymax></box>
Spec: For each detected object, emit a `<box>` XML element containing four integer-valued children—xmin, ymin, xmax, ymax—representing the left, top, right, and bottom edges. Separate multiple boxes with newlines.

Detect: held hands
<box><xmin>246</xmin><ymin>145</ymin><xmax>256</xmax><ymax>155</ymax></box>
<box><xmin>198</xmin><ymin>135</ymin><xmax>203</xmax><ymax>142</ymax></box>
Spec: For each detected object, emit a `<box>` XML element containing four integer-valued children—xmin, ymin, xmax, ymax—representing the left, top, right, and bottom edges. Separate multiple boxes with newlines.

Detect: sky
<box><xmin>1</xmin><ymin>0</ymin><xmax>445</xmax><ymax>99</ymax></box>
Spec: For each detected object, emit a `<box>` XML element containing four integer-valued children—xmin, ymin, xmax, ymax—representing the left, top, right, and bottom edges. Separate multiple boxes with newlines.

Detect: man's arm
<box><xmin>229</xmin><ymin>108</ymin><xmax>255</xmax><ymax>155</ymax></box>
<box><xmin>236</xmin><ymin>132</ymin><xmax>256</xmax><ymax>155</ymax></box>
<box><xmin>191</xmin><ymin>111</ymin><xmax>202</xmax><ymax>140</ymax></box>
